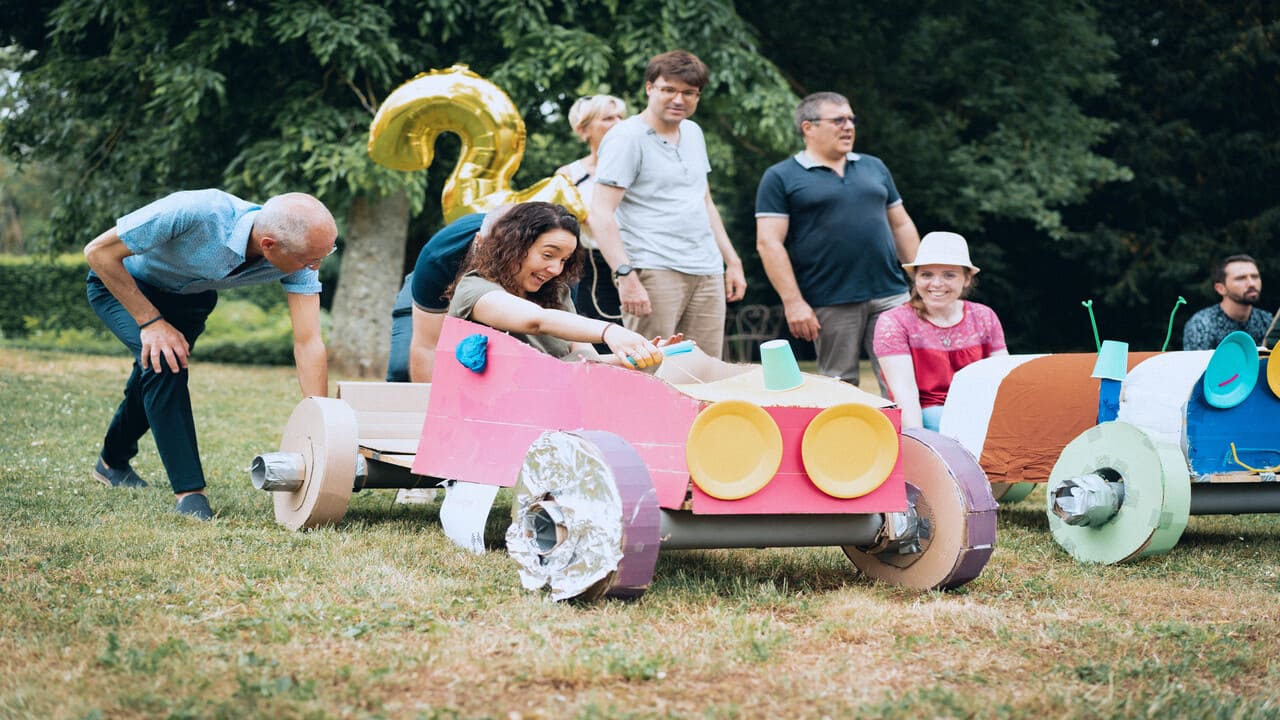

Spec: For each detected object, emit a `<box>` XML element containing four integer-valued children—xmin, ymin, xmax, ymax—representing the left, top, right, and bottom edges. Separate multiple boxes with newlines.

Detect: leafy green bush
<box><xmin>0</xmin><ymin>253</ymin><xmax>102</xmax><ymax>337</ymax></box>
<box><xmin>218</xmin><ymin>283</ymin><xmax>288</xmax><ymax>312</ymax></box>
<box><xmin>191</xmin><ymin>299</ymin><xmax>308</xmax><ymax>366</ymax></box>
<box><xmin>14</xmin><ymin>320</ymin><xmax>125</xmax><ymax>356</ymax></box>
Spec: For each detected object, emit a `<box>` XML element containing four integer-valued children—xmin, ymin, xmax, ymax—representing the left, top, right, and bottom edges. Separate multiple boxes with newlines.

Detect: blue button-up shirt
<box><xmin>116</xmin><ymin>189</ymin><xmax>321</xmax><ymax>295</ymax></box>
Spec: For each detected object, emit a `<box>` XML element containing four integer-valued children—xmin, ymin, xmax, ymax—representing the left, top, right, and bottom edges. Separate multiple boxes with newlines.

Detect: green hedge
<box><xmin>192</xmin><ymin>299</ymin><xmax>331</xmax><ymax>366</ymax></box>
<box><xmin>0</xmin><ymin>254</ymin><xmax>330</xmax><ymax>365</ymax></box>
<box><xmin>0</xmin><ymin>254</ymin><xmax>102</xmax><ymax>337</ymax></box>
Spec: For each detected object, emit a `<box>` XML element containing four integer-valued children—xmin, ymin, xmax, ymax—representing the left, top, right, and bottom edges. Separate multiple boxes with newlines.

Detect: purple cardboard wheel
<box><xmin>507</xmin><ymin>431</ymin><xmax>660</xmax><ymax>602</ymax></box>
<box><xmin>844</xmin><ymin>428</ymin><xmax>997</xmax><ymax>590</ymax></box>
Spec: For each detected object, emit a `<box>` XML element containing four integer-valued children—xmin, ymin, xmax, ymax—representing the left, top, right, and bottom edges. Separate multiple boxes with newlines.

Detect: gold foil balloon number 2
<box><xmin>368</xmin><ymin>65</ymin><xmax>587</xmax><ymax>223</ymax></box>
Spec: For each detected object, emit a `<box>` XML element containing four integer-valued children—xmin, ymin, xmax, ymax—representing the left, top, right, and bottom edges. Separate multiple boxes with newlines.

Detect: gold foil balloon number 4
<box><xmin>368</xmin><ymin>65</ymin><xmax>586</xmax><ymax>223</ymax></box>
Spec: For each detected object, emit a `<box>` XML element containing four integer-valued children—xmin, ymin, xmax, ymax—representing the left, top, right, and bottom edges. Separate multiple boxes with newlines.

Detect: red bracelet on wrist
<box><xmin>600</xmin><ymin>323</ymin><xmax>611</xmax><ymax>344</ymax></box>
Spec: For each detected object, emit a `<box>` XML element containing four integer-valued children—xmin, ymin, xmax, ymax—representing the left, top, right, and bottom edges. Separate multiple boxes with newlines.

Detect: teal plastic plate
<box><xmin>1203</xmin><ymin>331</ymin><xmax>1259</xmax><ymax>409</ymax></box>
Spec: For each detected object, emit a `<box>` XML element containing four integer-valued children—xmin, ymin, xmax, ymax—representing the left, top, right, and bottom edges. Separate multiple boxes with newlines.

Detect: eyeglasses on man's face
<box><xmin>809</xmin><ymin>115</ymin><xmax>858</xmax><ymax>128</ymax></box>
<box><xmin>653</xmin><ymin>85</ymin><xmax>701</xmax><ymax>101</ymax></box>
<box><xmin>299</xmin><ymin>243</ymin><xmax>338</xmax><ymax>270</ymax></box>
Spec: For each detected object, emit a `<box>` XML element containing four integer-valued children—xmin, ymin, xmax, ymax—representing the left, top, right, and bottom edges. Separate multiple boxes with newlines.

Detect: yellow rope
<box><xmin>1229</xmin><ymin>442</ymin><xmax>1280</xmax><ymax>473</ymax></box>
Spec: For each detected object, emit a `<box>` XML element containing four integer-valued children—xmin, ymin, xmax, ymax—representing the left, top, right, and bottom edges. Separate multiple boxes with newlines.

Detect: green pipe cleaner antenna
<box><xmin>1082</xmin><ymin>299</ymin><xmax>1100</xmax><ymax>352</ymax></box>
<box><xmin>1161</xmin><ymin>296</ymin><xmax>1187</xmax><ymax>351</ymax></box>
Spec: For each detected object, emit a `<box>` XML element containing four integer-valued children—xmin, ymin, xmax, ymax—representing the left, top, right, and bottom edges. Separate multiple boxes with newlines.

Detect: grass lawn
<box><xmin>2</xmin><ymin>347</ymin><xmax>1279</xmax><ymax>719</ymax></box>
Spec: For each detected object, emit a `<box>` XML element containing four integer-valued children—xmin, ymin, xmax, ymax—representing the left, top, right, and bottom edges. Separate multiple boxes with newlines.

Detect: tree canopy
<box><xmin>0</xmin><ymin>0</ymin><xmax>796</xmax><ymax>246</ymax></box>
<box><xmin>1060</xmin><ymin>0</ymin><xmax>1280</xmax><ymax>348</ymax></box>
<box><xmin>2</xmin><ymin>0</ymin><xmax>1276</xmax><ymax>357</ymax></box>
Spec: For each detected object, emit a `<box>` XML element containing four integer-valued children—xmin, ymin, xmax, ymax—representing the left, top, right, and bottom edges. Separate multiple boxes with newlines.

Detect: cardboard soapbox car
<box><xmin>937</xmin><ymin>331</ymin><xmax>1280</xmax><ymax>564</ymax></box>
<box><xmin>252</xmin><ymin>317</ymin><xmax>996</xmax><ymax>600</ymax></box>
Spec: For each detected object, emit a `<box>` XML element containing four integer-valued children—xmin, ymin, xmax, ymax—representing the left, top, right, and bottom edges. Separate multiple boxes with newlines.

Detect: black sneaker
<box><xmin>175</xmin><ymin>494</ymin><xmax>214</xmax><ymax>521</ymax></box>
<box><xmin>93</xmin><ymin>457</ymin><xmax>149</xmax><ymax>489</ymax></box>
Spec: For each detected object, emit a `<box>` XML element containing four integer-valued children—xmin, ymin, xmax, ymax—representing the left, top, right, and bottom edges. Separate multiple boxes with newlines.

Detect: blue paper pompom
<box><xmin>455</xmin><ymin>333</ymin><xmax>489</xmax><ymax>373</ymax></box>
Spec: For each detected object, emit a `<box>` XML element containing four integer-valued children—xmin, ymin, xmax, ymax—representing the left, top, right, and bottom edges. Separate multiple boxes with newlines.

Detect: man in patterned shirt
<box><xmin>1182</xmin><ymin>254</ymin><xmax>1272</xmax><ymax>350</ymax></box>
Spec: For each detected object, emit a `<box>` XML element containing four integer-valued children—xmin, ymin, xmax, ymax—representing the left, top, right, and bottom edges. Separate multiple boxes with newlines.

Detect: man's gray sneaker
<box><xmin>93</xmin><ymin>457</ymin><xmax>148</xmax><ymax>489</ymax></box>
<box><xmin>175</xmin><ymin>494</ymin><xmax>213</xmax><ymax>521</ymax></box>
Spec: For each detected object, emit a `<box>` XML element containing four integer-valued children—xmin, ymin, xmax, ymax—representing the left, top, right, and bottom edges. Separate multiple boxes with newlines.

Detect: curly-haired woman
<box><xmin>446</xmin><ymin>201</ymin><xmax>666</xmax><ymax>369</ymax></box>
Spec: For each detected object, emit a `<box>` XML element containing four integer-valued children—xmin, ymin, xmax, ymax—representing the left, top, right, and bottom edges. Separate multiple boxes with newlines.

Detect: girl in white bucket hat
<box><xmin>872</xmin><ymin>231</ymin><xmax>1009</xmax><ymax>430</ymax></box>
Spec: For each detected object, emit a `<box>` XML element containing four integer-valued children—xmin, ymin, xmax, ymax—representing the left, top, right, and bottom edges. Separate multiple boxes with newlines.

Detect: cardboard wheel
<box><xmin>844</xmin><ymin>428</ymin><xmax>997</xmax><ymax>590</ymax></box>
<box><xmin>506</xmin><ymin>431</ymin><xmax>660</xmax><ymax>602</ymax></box>
<box><xmin>991</xmin><ymin>482</ymin><xmax>1035</xmax><ymax>503</ymax></box>
<box><xmin>1047</xmin><ymin>421</ymin><xmax>1190</xmax><ymax>564</ymax></box>
<box><xmin>273</xmin><ymin>397</ymin><xmax>357</xmax><ymax>531</ymax></box>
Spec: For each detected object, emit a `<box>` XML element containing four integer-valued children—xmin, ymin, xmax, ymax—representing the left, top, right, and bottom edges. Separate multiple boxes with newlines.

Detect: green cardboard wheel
<box><xmin>991</xmin><ymin>482</ymin><xmax>1035</xmax><ymax>503</ymax></box>
<box><xmin>1046</xmin><ymin>421</ymin><xmax>1190</xmax><ymax>564</ymax></box>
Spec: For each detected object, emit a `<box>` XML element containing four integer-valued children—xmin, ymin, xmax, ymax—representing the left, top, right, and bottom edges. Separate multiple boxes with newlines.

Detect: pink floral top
<box><xmin>872</xmin><ymin>301</ymin><xmax>1006</xmax><ymax>408</ymax></box>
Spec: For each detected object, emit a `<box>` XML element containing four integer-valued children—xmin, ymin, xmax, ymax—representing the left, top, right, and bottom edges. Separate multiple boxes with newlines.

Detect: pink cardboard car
<box><xmin>254</xmin><ymin>317</ymin><xmax>996</xmax><ymax>601</ymax></box>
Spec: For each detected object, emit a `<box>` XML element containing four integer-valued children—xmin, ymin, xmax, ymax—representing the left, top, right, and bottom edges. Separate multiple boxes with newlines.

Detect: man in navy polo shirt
<box><xmin>84</xmin><ymin>190</ymin><xmax>337</xmax><ymax>520</ymax></box>
<box><xmin>756</xmin><ymin>92</ymin><xmax>920</xmax><ymax>392</ymax></box>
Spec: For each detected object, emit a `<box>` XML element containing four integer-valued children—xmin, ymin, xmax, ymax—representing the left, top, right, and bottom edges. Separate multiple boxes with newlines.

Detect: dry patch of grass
<box><xmin>2</xmin><ymin>347</ymin><xmax>1279</xmax><ymax>718</ymax></box>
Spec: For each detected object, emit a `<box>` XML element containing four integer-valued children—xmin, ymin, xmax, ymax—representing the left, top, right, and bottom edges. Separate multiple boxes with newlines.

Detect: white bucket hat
<box><xmin>902</xmin><ymin>231</ymin><xmax>980</xmax><ymax>274</ymax></box>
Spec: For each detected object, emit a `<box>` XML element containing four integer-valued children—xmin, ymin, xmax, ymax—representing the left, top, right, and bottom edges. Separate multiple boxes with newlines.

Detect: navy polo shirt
<box><xmin>755</xmin><ymin>152</ymin><xmax>907</xmax><ymax>306</ymax></box>
<box><xmin>405</xmin><ymin>213</ymin><xmax>486</xmax><ymax>313</ymax></box>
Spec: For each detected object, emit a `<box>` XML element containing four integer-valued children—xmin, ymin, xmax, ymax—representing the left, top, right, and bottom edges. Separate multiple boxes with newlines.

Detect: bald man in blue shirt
<box><xmin>84</xmin><ymin>189</ymin><xmax>338</xmax><ymax>520</ymax></box>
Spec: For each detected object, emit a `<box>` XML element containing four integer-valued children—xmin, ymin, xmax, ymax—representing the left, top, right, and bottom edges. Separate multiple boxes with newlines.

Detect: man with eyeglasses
<box><xmin>83</xmin><ymin>189</ymin><xmax>338</xmax><ymax>520</ymax></box>
<box><xmin>589</xmin><ymin>50</ymin><xmax>746</xmax><ymax>358</ymax></box>
<box><xmin>756</xmin><ymin>92</ymin><xmax>920</xmax><ymax>393</ymax></box>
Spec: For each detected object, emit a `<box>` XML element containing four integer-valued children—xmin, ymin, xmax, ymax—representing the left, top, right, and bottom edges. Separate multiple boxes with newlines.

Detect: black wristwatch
<box><xmin>613</xmin><ymin>264</ymin><xmax>634</xmax><ymax>281</ymax></box>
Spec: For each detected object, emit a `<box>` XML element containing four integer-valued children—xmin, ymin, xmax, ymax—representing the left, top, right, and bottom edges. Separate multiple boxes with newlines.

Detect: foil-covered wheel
<box><xmin>506</xmin><ymin>431</ymin><xmax>660</xmax><ymax>602</ymax></box>
<box><xmin>272</xmin><ymin>397</ymin><xmax>358</xmax><ymax>531</ymax></box>
<box><xmin>1046</xmin><ymin>421</ymin><xmax>1190</xmax><ymax>564</ymax></box>
<box><xmin>844</xmin><ymin>428</ymin><xmax>997</xmax><ymax>590</ymax></box>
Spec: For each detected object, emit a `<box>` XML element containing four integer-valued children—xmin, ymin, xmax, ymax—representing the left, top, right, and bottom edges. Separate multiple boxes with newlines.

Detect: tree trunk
<box><xmin>328</xmin><ymin>191</ymin><xmax>410</xmax><ymax>378</ymax></box>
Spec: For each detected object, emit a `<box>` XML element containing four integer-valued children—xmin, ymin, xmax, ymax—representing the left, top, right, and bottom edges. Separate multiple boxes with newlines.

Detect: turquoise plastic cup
<box><xmin>760</xmin><ymin>339</ymin><xmax>804</xmax><ymax>391</ymax></box>
<box><xmin>1091</xmin><ymin>340</ymin><xmax>1129</xmax><ymax>380</ymax></box>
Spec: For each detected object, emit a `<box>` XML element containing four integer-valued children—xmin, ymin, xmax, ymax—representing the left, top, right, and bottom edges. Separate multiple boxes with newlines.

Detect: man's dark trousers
<box><xmin>87</xmin><ymin>273</ymin><xmax>217</xmax><ymax>493</ymax></box>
